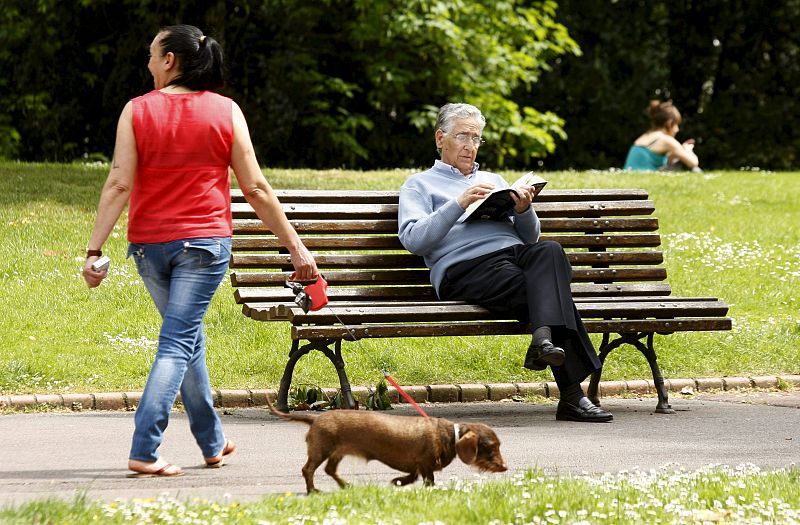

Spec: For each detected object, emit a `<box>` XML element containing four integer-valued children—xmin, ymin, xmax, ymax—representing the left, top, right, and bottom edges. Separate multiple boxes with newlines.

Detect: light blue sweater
<box><xmin>398</xmin><ymin>160</ymin><xmax>541</xmax><ymax>295</ymax></box>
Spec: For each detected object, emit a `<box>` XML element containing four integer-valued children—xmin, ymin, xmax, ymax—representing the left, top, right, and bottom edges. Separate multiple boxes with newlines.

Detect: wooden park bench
<box><xmin>229</xmin><ymin>188</ymin><xmax>731</xmax><ymax>413</ymax></box>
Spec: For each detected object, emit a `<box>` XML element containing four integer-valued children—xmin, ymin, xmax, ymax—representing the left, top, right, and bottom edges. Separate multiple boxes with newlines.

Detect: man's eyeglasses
<box><xmin>449</xmin><ymin>132</ymin><xmax>485</xmax><ymax>148</ymax></box>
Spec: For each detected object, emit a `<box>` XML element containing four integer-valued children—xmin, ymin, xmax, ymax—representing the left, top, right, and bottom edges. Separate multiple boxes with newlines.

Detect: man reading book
<box><xmin>398</xmin><ymin>102</ymin><xmax>612</xmax><ymax>423</ymax></box>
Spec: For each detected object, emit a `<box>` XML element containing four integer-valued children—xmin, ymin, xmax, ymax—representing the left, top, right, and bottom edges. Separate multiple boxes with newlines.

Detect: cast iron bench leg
<box><xmin>277</xmin><ymin>339</ymin><xmax>358</xmax><ymax>411</ymax></box>
<box><xmin>639</xmin><ymin>333</ymin><xmax>674</xmax><ymax>414</ymax></box>
<box><xmin>277</xmin><ymin>340</ymin><xmax>313</xmax><ymax>412</ymax></box>
<box><xmin>587</xmin><ymin>332</ymin><xmax>674</xmax><ymax>414</ymax></box>
<box><xmin>319</xmin><ymin>339</ymin><xmax>357</xmax><ymax>410</ymax></box>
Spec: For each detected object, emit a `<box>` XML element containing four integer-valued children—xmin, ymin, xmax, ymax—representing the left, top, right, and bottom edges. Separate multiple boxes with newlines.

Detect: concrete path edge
<box><xmin>2</xmin><ymin>375</ymin><xmax>800</xmax><ymax>411</ymax></box>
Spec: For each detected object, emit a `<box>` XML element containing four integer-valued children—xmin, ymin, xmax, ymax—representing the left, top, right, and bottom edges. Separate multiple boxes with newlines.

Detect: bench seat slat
<box><xmin>242</xmin><ymin>295</ymin><xmax>713</xmax><ymax>310</ymax></box>
<box><xmin>242</xmin><ymin>295</ymin><xmax>722</xmax><ymax>321</ymax></box>
<box><xmin>242</xmin><ymin>294</ymin><xmax>718</xmax><ymax>310</ymax></box>
<box><xmin>243</xmin><ymin>300</ymin><xmax>468</xmax><ymax>321</ymax></box>
<box><xmin>283</xmin><ymin>300</ymin><xmax>729</xmax><ymax>324</ymax></box>
<box><xmin>292</xmin><ymin>317</ymin><xmax>732</xmax><ymax>341</ymax></box>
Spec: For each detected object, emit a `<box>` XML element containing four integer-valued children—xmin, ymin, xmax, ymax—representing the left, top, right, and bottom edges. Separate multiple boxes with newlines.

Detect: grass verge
<box><xmin>1</xmin><ymin>162</ymin><xmax>798</xmax><ymax>395</ymax></box>
<box><xmin>1</xmin><ymin>465</ymin><xmax>798</xmax><ymax>524</ymax></box>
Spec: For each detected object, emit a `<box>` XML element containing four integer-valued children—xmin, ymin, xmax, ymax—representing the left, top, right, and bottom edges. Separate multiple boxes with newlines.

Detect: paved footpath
<box><xmin>1</xmin><ymin>390</ymin><xmax>798</xmax><ymax>506</ymax></box>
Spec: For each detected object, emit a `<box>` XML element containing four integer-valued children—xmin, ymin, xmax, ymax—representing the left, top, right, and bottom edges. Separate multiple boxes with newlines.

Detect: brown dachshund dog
<box><xmin>266</xmin><ymin>397</ymin><xmax>507</xmax><ymax>493</ymax></box>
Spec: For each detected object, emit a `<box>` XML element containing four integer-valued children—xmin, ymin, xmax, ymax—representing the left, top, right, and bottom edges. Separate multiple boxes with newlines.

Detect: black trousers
<box><xmin>438</xmin><ymin>242</ymin><xmax>601</xmax><ymax>388</ymax></box>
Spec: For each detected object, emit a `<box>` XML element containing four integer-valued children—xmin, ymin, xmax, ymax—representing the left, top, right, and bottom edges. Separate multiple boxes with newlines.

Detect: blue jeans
<box><xmin>127</xmin><ymin>237</ymin><xmax>231</xmax><ymax>462</ymax></box>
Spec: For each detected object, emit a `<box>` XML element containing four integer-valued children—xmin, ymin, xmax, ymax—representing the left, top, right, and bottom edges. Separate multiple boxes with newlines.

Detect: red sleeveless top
<box><xmin>128</xmin><ymin>90</ymin><xmax>233</xmax><ymax>243</ymax></box>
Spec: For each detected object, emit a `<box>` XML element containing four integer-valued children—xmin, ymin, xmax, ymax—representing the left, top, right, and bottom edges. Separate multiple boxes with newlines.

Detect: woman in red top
<box><xmin>83</xmin><ymin>25</ymin><xmax>317</xmax><ymax>478</ymax></box>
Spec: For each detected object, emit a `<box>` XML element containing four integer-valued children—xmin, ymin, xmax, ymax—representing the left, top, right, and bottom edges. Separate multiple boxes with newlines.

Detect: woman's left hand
<box><xmin>289</xmin><ymin>245</ymin><xmax>319</xmax><ymax>281</ymax></box>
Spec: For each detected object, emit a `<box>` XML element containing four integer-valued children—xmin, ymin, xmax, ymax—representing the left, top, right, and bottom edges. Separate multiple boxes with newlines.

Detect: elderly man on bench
<box><xmin>398</xmin><ymin>102</ymin><xmax>612</xmax><ymax>423</ymax></box>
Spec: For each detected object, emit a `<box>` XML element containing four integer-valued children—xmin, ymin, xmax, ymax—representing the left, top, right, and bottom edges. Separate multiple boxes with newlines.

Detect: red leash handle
<box><xmin>383</xmin><ymin>371</ymin><xmax>429</xmax><ymax>418</ymax></box>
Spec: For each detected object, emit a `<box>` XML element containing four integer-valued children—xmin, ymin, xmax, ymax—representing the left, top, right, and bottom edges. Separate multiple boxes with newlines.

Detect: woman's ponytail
<box><xmin>159</xmin><ymin>25</ymin><xmax>224</xmax><ymax>91</ymax></box>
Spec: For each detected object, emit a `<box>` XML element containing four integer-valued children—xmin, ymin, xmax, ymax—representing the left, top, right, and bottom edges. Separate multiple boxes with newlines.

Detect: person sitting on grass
<box><xmin>623</xmin><ymin>100</ymin><xmax>701</xmax><ymax>172</ymax></box>
<box><xmin>397</xmin><ymin>102</ymin><xmax>612</xmax><ymax>423</ymax></box>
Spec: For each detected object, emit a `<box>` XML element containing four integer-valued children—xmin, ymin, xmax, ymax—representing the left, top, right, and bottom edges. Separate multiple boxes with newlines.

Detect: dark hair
<box><xmin>648</xmin><ymin>100</ymin><xmax>681</xmax><ymax>130</ymax></box>
<box><xmin>157</xmin><ymin>24</ymin><xmax>224</xmax><ymax>91</ymax></box>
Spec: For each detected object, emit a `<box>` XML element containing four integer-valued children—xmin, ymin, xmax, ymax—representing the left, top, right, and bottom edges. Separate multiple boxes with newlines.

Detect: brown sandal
<box><xmin>205</xmin><ymin>439</ymin><xmax>236</xmax><ymax>468</ymax></box>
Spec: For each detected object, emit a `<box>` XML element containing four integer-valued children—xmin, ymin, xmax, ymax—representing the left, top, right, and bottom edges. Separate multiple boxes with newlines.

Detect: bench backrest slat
<box><xmin>233</xmin><ymin>217</ymin><xmax>660</xmax><ymax>235</ymax></box>
<box><xmin>231</xmin><ymin>188</ymin><xmax>651</xmax><ymax>203</ymax></box>
<box><xmin>231</xmin><ymin>250</ymin><xmax>662</xmax><ymax>268</ymax></box>
<box><xmin>231</xmin><ymin>233</ymin><xmax>662</xmax><ymax>252</ymax></box>
<box><xmin>231</xmin><ymin>200</ymin><xmax>656</xmax><ymax>220</ymax></box>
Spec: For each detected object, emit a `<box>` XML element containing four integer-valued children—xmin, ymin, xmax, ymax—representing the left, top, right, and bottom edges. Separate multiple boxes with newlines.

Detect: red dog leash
<box><xmin>286</xmin><ymin>274</ymin><xmax>430</xmax><ymax>418</ymax></box>
<box><xmin>382</xmin><ymin>371</ymin><xmax>429</xmax><ymax>418</ymax></box>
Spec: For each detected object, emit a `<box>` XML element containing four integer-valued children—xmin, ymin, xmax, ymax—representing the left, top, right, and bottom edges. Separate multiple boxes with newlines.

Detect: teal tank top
<box><xmin>624</xmin><ymin>145</ymin><xmax>667</xmax><ymax>171</ymax></box>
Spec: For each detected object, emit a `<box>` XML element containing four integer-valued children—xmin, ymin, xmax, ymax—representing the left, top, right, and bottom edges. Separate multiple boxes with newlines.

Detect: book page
<box><xmin>460</xmin><ymin>172</ymin><xmax>548</xmax><ymax>222</ymax></box>
<box><xmin>511</xmin><ymin>172</ymin><xmax>548</xmax><ymax>189</ymax></box>
<box><xmin>461</xmin><ymin>188</ymin><xmax>515</xmax><ymax>218</ymax></box>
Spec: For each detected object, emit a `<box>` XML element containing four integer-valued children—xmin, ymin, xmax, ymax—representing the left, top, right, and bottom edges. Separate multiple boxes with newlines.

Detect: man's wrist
<box><xmin>86</xmin><ymin>249</ymin><xmax>102</xmax><ymax>258</ymax></box>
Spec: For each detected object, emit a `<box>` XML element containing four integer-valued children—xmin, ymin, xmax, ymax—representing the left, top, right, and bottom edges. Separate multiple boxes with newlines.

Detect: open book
<box><xmin>460</xmin><ymin>172</ymin><xmax>548</xmax><ymax>222</ymax></box>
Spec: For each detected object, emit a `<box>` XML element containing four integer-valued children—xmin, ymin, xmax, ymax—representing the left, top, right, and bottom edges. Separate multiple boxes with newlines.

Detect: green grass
<box><xmin>2</xmin><ymin>466</ymin><xmax>798</xmax><ymax>524</ymax></box>
<box><xmin>1</xmin><ymin>162</ymin><xmax>799</xmax><ymax>396</ymax></box>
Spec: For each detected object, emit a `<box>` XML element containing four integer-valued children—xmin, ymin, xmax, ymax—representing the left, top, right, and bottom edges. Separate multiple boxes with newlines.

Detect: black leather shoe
<box><xmin>523</xmin><ymin>339</ymin><xmax>565</xmax><ymax>370</ymax></box>
<box><xmin>556</xmin><ymin>396</ymin><xmax>613</xmax><ymax>422</ymax></box>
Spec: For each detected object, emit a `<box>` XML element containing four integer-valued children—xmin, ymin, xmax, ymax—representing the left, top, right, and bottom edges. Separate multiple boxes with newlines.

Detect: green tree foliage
<box><xmin>341</xmin><ymin>0</ymin><xmax>579</xmax><ymax>168</ymax></box>
<box><xmin>5</xmin><ymin>1</ymin><xmax>796</xmax><ymax>170</ymax></box>
<box><xmin>526</xmin><ymin>0</ymin><xmax>800</xmax><ymax>170</ymax></box>
<box><xmin>0</xmin><ymin>0</ymin><xmax>577</xmax><ymax>169</ymax></box>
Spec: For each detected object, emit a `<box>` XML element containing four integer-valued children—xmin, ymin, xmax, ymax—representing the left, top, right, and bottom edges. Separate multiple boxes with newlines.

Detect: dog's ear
<box><xmin>455</xmin><ymin>429</ymin><xmax>479</xmax><ymax>464</ymax></box>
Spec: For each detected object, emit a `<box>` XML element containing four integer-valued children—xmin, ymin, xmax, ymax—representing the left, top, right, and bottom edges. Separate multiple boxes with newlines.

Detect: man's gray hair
<box><xmin>435</xmin><ymin>103</ymin><xmax>486</xmax><ymax>135</ymax></box>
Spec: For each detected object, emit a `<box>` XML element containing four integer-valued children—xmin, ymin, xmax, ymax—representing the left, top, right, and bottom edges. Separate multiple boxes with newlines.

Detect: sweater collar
<box><xmin>433</xmin><ymin>159</ymin><xmax>480</xmax><ymax>179</ymax></box>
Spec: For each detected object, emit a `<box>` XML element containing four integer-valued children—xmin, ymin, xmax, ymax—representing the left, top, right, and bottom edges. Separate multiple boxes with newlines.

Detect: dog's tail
<box><xmin>265</xmin><ymin>394</ymin><xmax>316</xmax><ymax>425</ymax></box>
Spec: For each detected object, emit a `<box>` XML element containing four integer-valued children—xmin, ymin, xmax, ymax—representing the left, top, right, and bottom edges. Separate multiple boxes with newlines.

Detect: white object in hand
<box><xmin>91</xmin><ymin>255</ymin><xmax>111</xmax><ymax>272</ymax></box>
